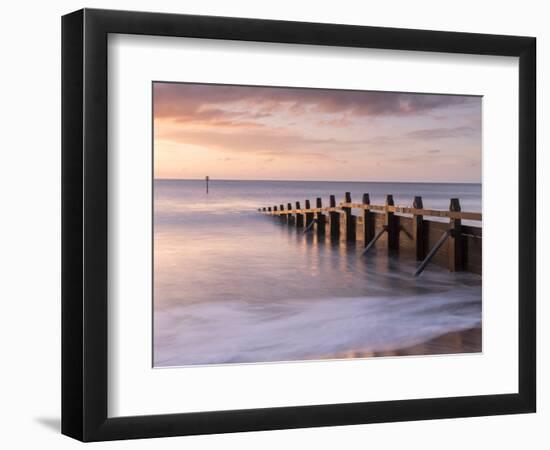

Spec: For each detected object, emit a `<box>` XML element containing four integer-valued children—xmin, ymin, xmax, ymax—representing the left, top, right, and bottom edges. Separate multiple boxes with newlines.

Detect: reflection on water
<box><xmin>154</xmin><ymin>179</ymin><xmax>482</xmax><ymax>367</ymax></box>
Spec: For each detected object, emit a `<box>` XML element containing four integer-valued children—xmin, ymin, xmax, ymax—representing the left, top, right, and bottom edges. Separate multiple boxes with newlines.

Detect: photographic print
<box><xmin>153</xmin><ymin>82</ymin><xmax>482</xmax><ymax>367</ymax></box>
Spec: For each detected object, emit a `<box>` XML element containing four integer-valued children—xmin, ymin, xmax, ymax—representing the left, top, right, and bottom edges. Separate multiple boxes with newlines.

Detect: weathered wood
<box><xmin>278</xmin><ymin>204</ymin><xmax>287</xmax><ymax>223</ymax></box>
<box><xmin>361</xmin><ymin>193</ymin><xmax>375</xmax><ymax>245</ymax></box>
<box><xmin>362</xmin><ymin>226</ymin><xmax>387</xmax><ymax>255</ymax></box>
<box><xmin>385</xmin><ymin>194</ymin><xmax>399</xmax><ymax>252</ymax></box>
<box><xmin>464</xmin><ymin>230</ymin><xmax>482</xmax><ymax>275</ymax></box>
<box><xmin>304</xmin><ymin>199</ymin><xmax>315</xmax><ymax>229</ymax></box>
<box><xmin>259</xmin><ymin>195</ymin><xmax>481</xmax><ymax>275</ymax></box>
<box><xmin>413</xmin><ymin>196</ymin><xmax>425</xmax><ymax>261</ymax></box>
<box><xmin>266</xmin><ymin>203</ymin><xmax>481</xmax><ymax>222</ymax></box>
<box><xmin>339</xmin><ymin>202</ymin><xmax>481</xmax><ymax>221</ymax></box>
<box><xmin>414</xmin><ymin>229</ymin><xmax>452</xmax><ymax>277</ymax></box>
<box><xmin>271</xmin><ymin>206</ymin><xmax>338</xmax><ymax>215</ymax></box>
<box><xmin>462</xmin><ymin>225</ymin><xmax>482</xmax><ymax>237</ymax></box>
<box><xmin>315</xmin><ymin>197</ymin><xmax>326</xmax><ymax>235</ymax></box>
<box><xmin>295</xmin><ymin>201</ymin><xmax>303</xmax><ymax>227</ymax></box>
<box><xmin>341</xmin><ymin>192</ymin><xmax>356</xmax><ymax>241</ymax></box>
<box><xmin>287</xmin><ymin>203</ymin><xmax>294</xmax><ymax>224</ymax></box>
<box><xmin>266</xmin><ymin>203</ymin><xmax>481</xmax><ymax>220</ymax></box>
<box><xmin>328</xmin><ymin>195</ymin><xmax>340</xmax><ymax>240</ymax></box>
<box><xmin>448</xmin><ymin>198</ymin><xmax>463</xmax><ymax>271</ymax></box>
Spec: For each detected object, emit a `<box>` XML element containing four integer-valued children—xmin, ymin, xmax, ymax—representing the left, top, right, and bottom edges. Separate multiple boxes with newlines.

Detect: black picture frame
<box><xmin>61</xmin><ymin>8</ymin><xmax>536</xmax><ymax>442</ymax></box>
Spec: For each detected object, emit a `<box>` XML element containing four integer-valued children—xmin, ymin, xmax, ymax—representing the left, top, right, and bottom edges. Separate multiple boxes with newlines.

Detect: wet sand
<box><xmin>324</xmin><ymin>327</ymin><xmax>481</xmax><ymax>359</ymax></box>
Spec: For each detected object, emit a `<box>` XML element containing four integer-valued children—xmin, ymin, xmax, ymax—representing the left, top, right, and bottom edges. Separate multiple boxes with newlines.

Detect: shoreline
<box><xmin>323</xmin><ymin>327</ymin><xmax>482</xmax><ymax>360</ymax></box>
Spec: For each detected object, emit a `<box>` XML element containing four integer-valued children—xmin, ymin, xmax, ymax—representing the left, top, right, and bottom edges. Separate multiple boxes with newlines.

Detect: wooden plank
<box><xmin>315</xmin><ymin>197</ymin><xmax>326</xmax><ymax>235</ymax></box>
<box><xmin>263</xmin><ymin>203</ymin><xmax>481</xmax><ymax>221</ymax></box>
<box><xmin>464</xmin><ymin>233</ymin><xmax>482</xmax><ymax>275</ymax></box>
<box><xmin>462</xmin><ymin>225</ymin><xmax>482</xmax><ymax>237</ymax></box>
<box><xmin>295</xmin><ymin>201</ymin><xmax>303</xmax><ymax>227</ymax></box>
<box><xmin>259</xmin><ymin>197</ymin><xmax>481</xmax><ymax>275</ymax></box>
<box><xmin>341</xmin><ymin>192</ymin><xmax>356</xmax><ymax>242</ymax></box>
<box><xmin>328</xmin><ymin>194</ymin><xmax>340</xmax><ymax>240</ymax></box>
<box><xmin>362</xmin><ymin>193</ymin><xmax>375</xmax><ymax>245</ymax></box>
<box><xmin>413</xmin><ymin>196</ymin><xmax>425</xmax><ymax>261</ymax></box>
<box><xmin>385</xmin><ymin>194</ymin><xmax>399</xmax><ymax>251</ymax></box>
<box><xmin>279</xmin><ymin>204</ymin><xmax>287</xmax><ymax>223</ymax></box>
<box><xmin>398</xmin><ymin>216</ymin><xmax>415</xmax><ymax>254</ymax></box>
<box><xmin>339</xmin><ymin>202</ymin><xmax>481</xmax><ymax>221</ymax></box>
<box><xmin>270</xmin><ymin>206</ymin><xmax>350</xmax><ymax>215</ymax></box>
<box><xmin>304</xmin><ymin>199</ymin><xmax>315</xmax><ymax>229</ymax></box>
<box><xmin>448</xmin><ymin>198</ymin><xmax>463</xmax><ymax>271</ymax></box>
<box><xmin>286</xmin><ymin>203</ymin><xmax>294</xmax><ymax>224</ymax></box>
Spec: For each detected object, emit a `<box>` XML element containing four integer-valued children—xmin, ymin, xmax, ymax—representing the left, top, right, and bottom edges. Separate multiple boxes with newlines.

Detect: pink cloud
<box><xmin>153</xmin><ymin>82</ymin><xmax>480</xmax><ymax>122</ymax></box>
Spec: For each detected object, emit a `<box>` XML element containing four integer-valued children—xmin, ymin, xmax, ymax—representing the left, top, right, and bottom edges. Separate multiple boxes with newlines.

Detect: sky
<box><xmin>153</xmin><ymin>82</ymin><xmax>482</xmax><ymax>183</ymax></box>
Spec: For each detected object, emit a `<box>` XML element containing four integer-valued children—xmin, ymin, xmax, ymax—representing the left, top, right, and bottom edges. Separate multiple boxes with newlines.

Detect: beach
<box><xmin>326</xmin><ymin>327</ymin><xmax>482</xmax><ymax>359</ymax></box>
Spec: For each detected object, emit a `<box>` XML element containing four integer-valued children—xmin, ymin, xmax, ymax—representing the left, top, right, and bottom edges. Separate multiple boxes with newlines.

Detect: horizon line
<box><xmin>154</xmin><ymin>177</ymin><xmax>481</xmax><ymax>185</ymax></box>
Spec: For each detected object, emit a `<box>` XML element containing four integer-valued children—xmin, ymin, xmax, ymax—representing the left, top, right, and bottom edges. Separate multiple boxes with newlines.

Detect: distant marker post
<box><xmin>206</xmin><ymin>176</ymin><xmax>209</xmax><ymax>194</ymax></box>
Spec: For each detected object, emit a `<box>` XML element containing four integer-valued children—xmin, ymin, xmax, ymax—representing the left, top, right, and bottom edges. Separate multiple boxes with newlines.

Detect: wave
<box><xmin>154</xmin><ymin>288</ymin><xmax>481</xmax><ymax>367</ymax></box>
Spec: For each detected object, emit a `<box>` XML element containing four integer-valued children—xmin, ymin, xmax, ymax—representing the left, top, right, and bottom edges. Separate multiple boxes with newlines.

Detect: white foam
<box><xmin>154</xmin><ymin>289</ymin><xmax>481</xmax><ymax>367</ymax></box>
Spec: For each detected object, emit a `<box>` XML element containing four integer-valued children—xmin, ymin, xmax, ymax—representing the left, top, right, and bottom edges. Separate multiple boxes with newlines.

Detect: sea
<box><xmin>153</xmin><ymin>179</ymin><xmax>482</xmax><ymax>367</ymax></box>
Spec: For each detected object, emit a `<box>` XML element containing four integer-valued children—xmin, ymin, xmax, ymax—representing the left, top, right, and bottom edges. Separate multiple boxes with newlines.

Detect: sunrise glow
<box><xmin>153</xmin><ymin>83</ymin><xmax>481</xmax><ymax>183</ymax></box>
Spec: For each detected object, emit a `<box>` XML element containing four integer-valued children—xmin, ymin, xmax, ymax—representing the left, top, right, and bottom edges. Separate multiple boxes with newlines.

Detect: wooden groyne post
<box><xmin>342</xmin><ymin>192</ymin><xmax>356</xmax><ymax>242</ymax></box>
<box><xmin>449</xmin><ymin>198</ymin><xmax>463</xmax><ymax>271</ymax></box>
<box><xmin>362</xmin><ymin>193</ymin><xmax>375</xmax><ymax>244</ymax></box>
<box><xmin>385</xmin><ymin>194</ymin><xmax>399</xmax><ymax>252</ymax></box>
<box><xmin>259</xmin><ymin>193</ymin><xmax>482</xmax><ymax>276</ymax></box>
<box><xmin>329</xmin><ymin>195</ymin><xmax>340</xmax><ymax>240</ymax></box>
<box><xmin>287</xmin><ymin>203</ymin><xmax>293</xmax><ymax>224</ymax></box>
<box><xmin>413</xmin><ymin>196</ymin><xmax>424</xmax><ymax>261</ymax></box>
<box><xmin>315</xmin><ymin>198</ymin><xmax>326</xmax><ymax>235</ymax></box>
<box><xmin>295</xmin><ymin>201</ymin><xmax>303</xmax><ymax>227</ymax></box>
<box><xmin>304</xmin><ymin>199</ymin><xmax>315</xmax><ymax>230</ymax></box>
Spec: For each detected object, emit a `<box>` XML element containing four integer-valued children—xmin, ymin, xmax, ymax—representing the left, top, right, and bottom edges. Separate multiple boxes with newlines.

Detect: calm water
<box><xmin>154</xmin><ymin>179</ymin><xmax>482</xmax><ymax>367</ymax></box>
